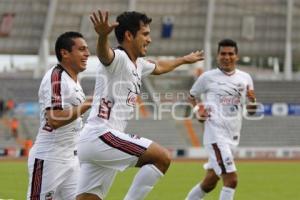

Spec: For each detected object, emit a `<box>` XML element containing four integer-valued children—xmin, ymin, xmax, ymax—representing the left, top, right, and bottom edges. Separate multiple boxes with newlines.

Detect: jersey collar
<box><xmin>218</xmin><ymin>66</ymin><xmax>236</xmax><ymax>76</ymax></box>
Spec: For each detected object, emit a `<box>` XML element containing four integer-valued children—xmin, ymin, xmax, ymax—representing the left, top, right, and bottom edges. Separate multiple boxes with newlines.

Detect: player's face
<box><xmin>132</xmin><ymin>23</ymin><xmax>151</xmax><ymax>57</ymax></box>
<box><xmin>217</xmin><ymin>46</ymin><xmax>238</xmax><ymax>72</ymax></box>
<box><xmin>68</xmin><ymin>38</ymin><xmax>90</xmax><ymax>73</ymax></box>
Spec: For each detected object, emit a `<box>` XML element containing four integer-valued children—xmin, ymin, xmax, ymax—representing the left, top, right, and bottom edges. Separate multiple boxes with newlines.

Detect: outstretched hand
<box><xmin>183</xmin><ymin>50</ymin><xmax>205</xmax><ymax>64</ymax></box>
<box><xmin>90</xmin><ymin>10</ymin><xmax>119</xmax><ymax>37</ymax></box>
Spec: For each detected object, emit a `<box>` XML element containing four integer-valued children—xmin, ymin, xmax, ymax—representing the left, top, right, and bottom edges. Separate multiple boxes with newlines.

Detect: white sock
<box><xmin>185</xmin><ymin>183</ymin><xmax>206</xmax><ymax>200</ymax></box>
<box><xmin>219</xmin><ymin>186</ymin><xmax>235</xmax><ymax>200</ymax></box>
<box><xmin>124</xmin><ymin>164</ymin><xmax>163</xmax><ymax>200</ymax></box>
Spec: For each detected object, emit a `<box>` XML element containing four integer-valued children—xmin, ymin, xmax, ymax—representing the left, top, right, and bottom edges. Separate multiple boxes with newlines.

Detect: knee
<box><xmin>201</xmin><ymin>181</ymin><xmax>218</xmax><ymax>193</ymax></box>
<box><xmin>224</xmin><ymin>176</ymin><xmax>238</xmax><ymax>189</ymax></box>
<box><xmin>138</xmin><ymin>143</ymin><xmax>172</xmax><ymax>173</ymax></box>
<box><xmin>158</xmin><ymin>148</ymin><xmax>171</xmax><ymax>173</ymax></box>
<box><xmin>229</xmin><ymin>177</ymin><xmax>238</xmax><ymax>188</ymax></box>
<box><xmin>76</xmin><ymin>193</ymin><xmax>102</xmax><ymax>200</ymax></box>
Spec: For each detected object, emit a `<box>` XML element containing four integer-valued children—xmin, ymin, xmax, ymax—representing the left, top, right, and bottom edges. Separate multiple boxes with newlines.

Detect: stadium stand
<box><xmin>2</xmin><ymin>0</ymin><xmax>299</xmax><ymax>63</ymax></box>
<box><xmin>0</xmin><ymin>0</ymin><xmax>48</xmax><ymax>54</ymax></box>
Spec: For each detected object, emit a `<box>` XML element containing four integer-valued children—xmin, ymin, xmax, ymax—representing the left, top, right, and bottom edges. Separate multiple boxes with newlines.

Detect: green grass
<box><xmin>0</xmin><ymin>160</ymin><xmax>300</xmax><ymax>200</ymax></box>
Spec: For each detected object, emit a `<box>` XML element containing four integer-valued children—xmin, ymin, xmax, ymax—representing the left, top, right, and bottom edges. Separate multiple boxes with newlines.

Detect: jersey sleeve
<box><xmin>103</xmin><ymin>49</ymin><xmax>126</xmax><ymax>74</ymax></box>
<box><xmin>39</xmin><ymin>77</ymin><xmax>52</xmax><ymax>111</ymax></box>
<box><xmin>139</xmin><ymin>58</ymin><xmax>156</xmax><ymax>78</ymax></box>
<box><xmin>190</xmin><ymin>74</ymin><xmax>207</xmax><ymax>98</ymax></box>
<box><xmin>41</xmin><ymin>69</ymin><xmax>67</xmax><ymax>110</ymax></box>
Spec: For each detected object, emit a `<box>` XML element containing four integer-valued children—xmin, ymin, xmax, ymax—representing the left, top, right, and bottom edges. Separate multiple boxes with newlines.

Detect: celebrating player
<box><xmin>76</xmin><ymin>10</ymin><xmax>204</xmax><ymax>200</ymax></box>
<box><xmin>27</xmin><ymin>31</ymin><xmax>92</xmax><ymax>200</ymax></box>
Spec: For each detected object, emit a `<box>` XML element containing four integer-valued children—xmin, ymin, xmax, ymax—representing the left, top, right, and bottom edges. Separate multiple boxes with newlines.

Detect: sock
<box><xmin>219</xmin><ymin>186</ymin><xmax>235</xmax><ymax>200</ymax></box>
<box><xmin>124</xmin><ymin>164</ymin><xmax>163</xmax><ymax>200</ymax></box>
<box><xmin>185</xmin><ymin>183</ymin><xmax>206</xmax><ymax>200</ymax></box>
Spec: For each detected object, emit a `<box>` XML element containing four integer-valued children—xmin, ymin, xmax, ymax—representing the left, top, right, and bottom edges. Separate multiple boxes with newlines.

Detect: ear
<box><xmin>60</xmin><ymin>49</ymin><xmax>69</xmax><ymax>59</ymax></box>
<box><xmin>124</xmin><ymin>30</ymin><xmax>133</xmax><ymax>41</ymax></box>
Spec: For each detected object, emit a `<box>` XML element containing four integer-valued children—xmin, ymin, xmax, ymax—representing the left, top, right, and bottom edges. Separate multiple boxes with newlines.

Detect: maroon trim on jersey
<box><xmin>51</xmin><ymin>65</ymin><xmax>64</xmax><ymax>110</ymax></box>
<box><xmin>30</xmin><ymin>158</ymin><xmax>44</xmax><ymax>200</ymax></box>
<box><xmin>212</xmin><ymin>143</ymin><xmax>226</xmax><ymax>174</ymax></box>
<box><xmin>99</xmin><ymin>132</ymin><xmax>146</xmax><ymax>157</ymax></box>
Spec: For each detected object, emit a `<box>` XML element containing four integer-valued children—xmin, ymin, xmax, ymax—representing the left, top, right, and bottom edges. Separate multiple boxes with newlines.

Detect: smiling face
<box><xmin>132</xmin><ymin>22</ymin><xmax>151</xmax><ymax>57</ymax></box>
<box><xmin>217</xmin><ymin>46</ymin><xmax>239</xmax><ymax>72</ymax></box>
<box><xmin>63</xmin><ymin>37</ymin><xmax>90</xmax><ymax>73</ymax></box>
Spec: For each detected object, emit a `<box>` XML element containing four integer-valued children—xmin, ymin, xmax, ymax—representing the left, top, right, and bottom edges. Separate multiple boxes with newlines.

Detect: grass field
<box><xmin>0</xmin><ymin>160</ymin><xmax>300</xmax><ymax>200</ymax></box>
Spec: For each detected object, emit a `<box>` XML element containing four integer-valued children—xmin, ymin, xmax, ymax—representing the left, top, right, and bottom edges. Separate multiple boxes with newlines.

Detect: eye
<box><xmin>79</xmin><ymin>46</ymin><xmax>88</xmax><ymax>51</ymax></box>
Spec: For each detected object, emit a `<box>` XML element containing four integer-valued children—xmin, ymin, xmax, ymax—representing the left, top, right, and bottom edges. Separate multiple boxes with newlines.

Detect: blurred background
<box><xmin>0</xmin><ymin>0</ymin><xmax>300</xmax><ymax>160</ymax></box>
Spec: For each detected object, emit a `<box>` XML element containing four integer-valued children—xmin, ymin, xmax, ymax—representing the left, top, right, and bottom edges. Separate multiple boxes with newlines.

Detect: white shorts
<box><xmin>76</xmin><ymin>126</ymin><xmax>153</xmax><ymax>198</ymax></box>
<box><xmin>204</xmin><ymin>142</ymin><xmax>237</xmax><ymax>176</ymax></box>
<box><xmin>27</xmin><ymin>154</ymin><xmax>79</xmax><ymax>200</ymax></box>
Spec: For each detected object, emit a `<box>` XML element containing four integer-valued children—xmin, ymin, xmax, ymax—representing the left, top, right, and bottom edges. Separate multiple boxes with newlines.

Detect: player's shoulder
<box><xmin>41</xmin><ymin>65</ymin><xmax>69</xmax><ymax>84</ymax></box>
<box><xmin>201</xmin><ymin>68</ymin><xmax>219</xmax><ymax>77</ymax></box>
<box><xmin>236</xmin><ymin>69</ymin><xmax>252</xmax><ymax>79</ymax></box>
<box><xmin>110</xmin><ymin>47</ymin><xmax>132</xmax><ymax>66</ymax></box>
<box><xmin>41</xmin><ymin>65</ymin><xmax>56</xmax><ymax>81</ymax></box>
<box><xmin>113</xmin><ymin>46</ymin><xmax>128</xmax><ymax>58</ymax></box>
<box><xmin>136</xmin><ymin>57</ymin><xmax>154</xmax><ymax>65</ymax></box>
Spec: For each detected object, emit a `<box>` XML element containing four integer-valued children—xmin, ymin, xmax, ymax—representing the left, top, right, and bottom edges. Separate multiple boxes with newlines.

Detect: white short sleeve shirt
<box><xmin>33</xmin><ymin>65</ymin><xmax>86</xmax><ymax>162</ymax></box>
<box><xmin>190</xmin><ymin>68</ymin><xmax>254</xmax><ymax>146</ymax></box>
<box><xmin>84</xmin><ymin>48</ymin><xmax>155</xmax><ymax>137</ymax></box>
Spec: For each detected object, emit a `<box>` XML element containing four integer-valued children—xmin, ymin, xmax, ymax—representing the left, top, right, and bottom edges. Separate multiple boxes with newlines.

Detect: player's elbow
<box><xmin>47</xmin><ymin>119</ymin><xmax>60</xmax><ymax>129</ymax></box>
<box><xmin>152</xmin><ymin>66</ymin><xmax>164</xmax><ymax>75</ymax></box>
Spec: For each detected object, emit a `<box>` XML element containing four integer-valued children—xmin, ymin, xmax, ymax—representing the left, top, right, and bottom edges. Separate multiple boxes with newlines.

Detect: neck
<box><xmin>120</xmin><ymin>44</ymin><xmax>137</xmax><ymax>63</ymax></box>
<box><xmin>59</xmin><ymin>63</ymin><xmax>78</xmax><ymax>82</ymax></box>
<box><xmin>218</xmin><ymin>66</ymin><xmax>235</xmax><ymax>76</ymax></box>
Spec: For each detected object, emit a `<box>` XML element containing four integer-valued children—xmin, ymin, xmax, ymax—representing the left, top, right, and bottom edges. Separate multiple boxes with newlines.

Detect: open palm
<box><xmin>90</xmin><ymin>10</ymin><xmax>119</xmax><ymax>37</ymax></box>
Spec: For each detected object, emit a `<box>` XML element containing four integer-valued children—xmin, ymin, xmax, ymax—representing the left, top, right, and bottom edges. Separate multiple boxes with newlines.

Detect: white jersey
<box><xmin>32</xmin><ymin>64</ymin><xmax>86</xmax><ymax>162</ymax></box>
<box><xmin>190</xmin><ymin>68</ymin><xmax>254</xmax><ymax>146</ymax></box>
<box><xmin>83</xmin><ymin>48</ymin><xmax>155</xmax><ymax>137</ymax></box>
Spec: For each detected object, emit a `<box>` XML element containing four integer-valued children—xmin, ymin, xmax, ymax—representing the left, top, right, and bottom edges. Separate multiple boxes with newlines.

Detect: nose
<box><xmin>85</xmin><ymin>49</ymin><xmax>90</xmax><ymax>57</ymax></box>
<box><xmin>147</xmin><ymin>36</ymin><xmax>152</xmax><ymax>44</ymax></box>
<box><xmin>223</xmin><ymin>55</ymin><xmax>231</xmax><ymax>61</ymax></box>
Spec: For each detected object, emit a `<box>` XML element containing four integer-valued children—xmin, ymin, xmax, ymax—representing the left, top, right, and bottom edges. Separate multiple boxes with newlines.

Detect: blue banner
<box><xmin>261</xmin><ymin>103</ymin><xmax>300</xmax><ymax>116</ymax></box>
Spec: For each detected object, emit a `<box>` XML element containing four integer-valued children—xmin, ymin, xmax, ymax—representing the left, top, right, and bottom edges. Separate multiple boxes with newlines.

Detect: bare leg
<box><xmin>76</xmin><ymin>193</ymin><xmax>102</xmax><ymax>200</ymax></box>
<box><xmin>186</xmin><ymin>169</ymin><xmax>220</xmax><ymax>200</ymax></box>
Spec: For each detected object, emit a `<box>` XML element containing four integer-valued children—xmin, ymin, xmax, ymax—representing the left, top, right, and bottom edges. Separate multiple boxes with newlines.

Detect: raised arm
<box><xmin>90</xmin><ymin>10</ymin><xmax>119</xmax><ymax>65</ymax></box>
<box><xmin>151</xmin><ymin>50</ymin><xmax>204</xmax><ymax>75</ymax></box>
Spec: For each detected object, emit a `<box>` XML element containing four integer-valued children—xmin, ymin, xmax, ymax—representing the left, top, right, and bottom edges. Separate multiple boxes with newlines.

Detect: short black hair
<box><xmin>115</xmin><ymin>11</ymin><xmax>152</xmax><ymax>44</ymax></box>
<box><xmin>218</xmin><ymin>38</ymin><xmax>238</xmax><ymax>54</ymax></box>
<box><xmin>55</xmin><ymin>31</ymin><xmax>84</xmax><ymax>62</ymax></box>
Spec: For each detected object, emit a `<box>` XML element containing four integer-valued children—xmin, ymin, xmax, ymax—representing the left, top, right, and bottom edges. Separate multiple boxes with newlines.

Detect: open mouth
<box><xmin>143</xmin><ymin>45</ymin><xmax>148</xmax><ymax>51</ymax></box>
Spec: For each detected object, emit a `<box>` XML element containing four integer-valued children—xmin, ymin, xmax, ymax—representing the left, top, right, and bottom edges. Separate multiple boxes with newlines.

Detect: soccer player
<box><xmin>76</xmin><ymin>10</ymin><xmax>204</xmax><ymax>200</ymax></box>
<box><xmin>185</xmin><ymin>38</ymin><xmax>257</xmax><ymax>200</ymax></box>
<box><xmin>27</xmin><ymin>31</ymin><xmax>92</xmax><ymax>200</ymax></box>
